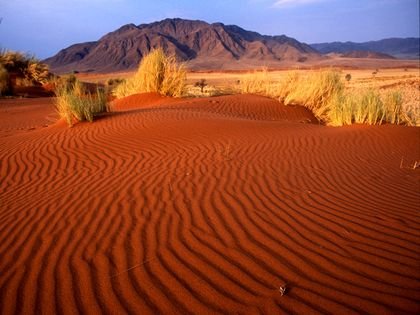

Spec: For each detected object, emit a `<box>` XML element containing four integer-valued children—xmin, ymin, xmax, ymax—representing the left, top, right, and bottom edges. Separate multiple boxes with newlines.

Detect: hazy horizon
<box><xmin>1</xmin><ymin>0</ymin><xmax>419</xmax><ymax>59</ymax></box>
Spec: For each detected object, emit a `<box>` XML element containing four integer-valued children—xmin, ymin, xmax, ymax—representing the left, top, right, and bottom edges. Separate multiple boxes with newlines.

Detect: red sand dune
<box><xmin>1</xmin><ymin>93</ymin><xmax>419</xmax><ymax>314</ymax></box>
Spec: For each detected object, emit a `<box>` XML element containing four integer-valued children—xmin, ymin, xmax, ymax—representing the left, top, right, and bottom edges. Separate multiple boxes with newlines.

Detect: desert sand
<box><xmin>1</xmin><ymin>93</ymin><xmax>419</xmax><ymax>314</ymax></box>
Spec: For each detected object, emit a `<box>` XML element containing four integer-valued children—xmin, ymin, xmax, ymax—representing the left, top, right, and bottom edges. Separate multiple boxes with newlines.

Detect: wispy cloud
<box><xmin>272</xmin><ymin>0</ymin><xmax>326</xmax><ymax>8</ymax></box>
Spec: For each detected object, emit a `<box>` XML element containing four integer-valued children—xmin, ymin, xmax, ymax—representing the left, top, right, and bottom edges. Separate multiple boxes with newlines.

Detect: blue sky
<box><xmin>0</xmin><ymin>0</ymin><xmax>419</xmax><ymax>59</ymax></box>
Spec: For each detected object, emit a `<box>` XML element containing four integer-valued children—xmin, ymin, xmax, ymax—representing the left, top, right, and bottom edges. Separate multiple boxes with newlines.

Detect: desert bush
<box><xmin>0</xmin><ymin>64</ymin><xmax>10</xmax><ymax>96</ymax></box>
<box><xmin>195</xmin><ymin>79</ymin><xmax>207</xmax><ymax>93</ymax></box>
<box><xmin>55</xmin><ymin>80</ymin><xmax>107</xmax><ymax>127</ymax></box>
<box><xmin>25</xmin><ymin>61</ymin><xmax>50</xmax><ymax>84</ymax></box>
<box><xmin>345</xmin><ymin>73</ymin><xmax>351</xmax><ymax>82</ymax></box>
<box><xmin>0</xmin><ymin>50</ymin><xmax>29</xmax><ymax>73</ymax></box>
<box><xmin>113</xmin><ymin>48</ymin><xmax>186</xmax><ymax>98</ymax></box>
<box><xmin>0</xmin><ymin>49</ymin><xmax>51</xmax><ymax>86</ymax></box>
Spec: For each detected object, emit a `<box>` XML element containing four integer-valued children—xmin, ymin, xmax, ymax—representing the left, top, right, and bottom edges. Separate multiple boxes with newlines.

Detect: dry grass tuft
<box><xmin>113</xmin><ymin>48</ymin><xmax>186</xmax><ymax>98</ymax></box>
<box><xmin>55</xmin><ymin>80</ymin><xmax>107</xmax><ymax>127</ymax></box>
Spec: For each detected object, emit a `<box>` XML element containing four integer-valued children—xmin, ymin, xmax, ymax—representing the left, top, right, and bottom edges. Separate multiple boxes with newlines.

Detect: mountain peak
<box><xmin>44</xmin><ymin>18</ymin><xmax>321</xmax><ymax>73</ymax></box>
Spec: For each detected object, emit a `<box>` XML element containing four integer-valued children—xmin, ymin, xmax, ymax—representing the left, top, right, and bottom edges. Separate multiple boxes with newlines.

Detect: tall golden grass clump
<box><xmin>280</xmin><ymin>70</ymin><xmax>344</xmax><ymax>121</ymax></box>
<box><xmin>113</xmin><ymin>48</ymin><xmax>186</xmax><ymax>98</ymax></box>
<box><xmin>55</xmin><ymin>80</ymin><xmax>107</xmax><ymax>127</ymax></box>
<box><xmin>359</xmin><ymin>90</ymin><xmax>384</xmax><ymax>125</ymax></box>
<box><xmin>327</xmin><ymin>89</ymin><xmax>384</xmax><ymax>126</ymax></box>
<box><xmin>327</xmin><ymin>92</ymin><xmax>354</xmax><ymax>126</ymax></box>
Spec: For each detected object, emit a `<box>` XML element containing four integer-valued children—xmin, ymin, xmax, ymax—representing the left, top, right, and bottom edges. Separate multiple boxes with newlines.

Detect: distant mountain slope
<box><xmin>340</xmin><ymin>51</ymin><xmax>396</xmax><ymax>59</ymax></box>
<box><xmin>311</xmin><ymin>38</ymin><xmax>419</xmax><ymax>59</ymax></box>
<box><xmin>44</xmin><ymin>18</ymin><xmax>321</xmax><ymax>73</ymax></box>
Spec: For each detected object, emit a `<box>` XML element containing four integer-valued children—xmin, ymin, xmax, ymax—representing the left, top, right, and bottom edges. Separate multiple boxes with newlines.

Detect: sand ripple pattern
<box><xmin>1</xmin><ymin>93</ymin><xmax>419</xmax><ymax>314</ymax></box>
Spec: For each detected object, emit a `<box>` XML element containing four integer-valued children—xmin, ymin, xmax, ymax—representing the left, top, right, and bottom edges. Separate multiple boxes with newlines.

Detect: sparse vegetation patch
<box><xmin>237</xmin><ymin>68</ymin><xmax>418</xmax><ymax>126</ymax></box>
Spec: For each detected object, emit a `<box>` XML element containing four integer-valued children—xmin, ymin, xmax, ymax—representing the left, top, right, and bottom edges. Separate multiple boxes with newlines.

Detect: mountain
<box><xmin>44</xmin><ymin>18</ymin><xmax>321</xmax><ymax>73</ymax></box>
<box><xmin>337</xmin><ymin>51</ymin><xmax>396</xmax><ymax>59</ymax></box>
<box><xmin>311</xmin><ymin>38</ymin><xmax>419</xmax><ymax>59</ymax></box>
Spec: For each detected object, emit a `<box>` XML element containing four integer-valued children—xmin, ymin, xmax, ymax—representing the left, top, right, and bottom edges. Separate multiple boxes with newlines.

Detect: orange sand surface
<box><xmin>1</xmin><ymin>93</ymin><xmax>419</xmax><ymax>314</ymax></box>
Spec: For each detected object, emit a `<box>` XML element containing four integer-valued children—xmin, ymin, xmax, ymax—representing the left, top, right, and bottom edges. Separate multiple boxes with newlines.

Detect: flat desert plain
<box><xmin>1</xmin><ymin>80</ymin><xmax>420</xmax><ymax>313</ymax></box>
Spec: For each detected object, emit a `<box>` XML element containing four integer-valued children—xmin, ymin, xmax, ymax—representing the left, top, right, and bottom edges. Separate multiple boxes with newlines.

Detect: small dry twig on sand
<box><xmin>111</xmin><ymin>257</ymin><xmax>157</xmax><ymax>278</ymax></box>
<box><xmin>279</xmin><ymin>284</ymin><xmax>287</xmax><ymax>296</ymax></box>
<box><xmin>400</xmin><ymin>157</ymin><xmax>420</xmax><ymax>170</ymax></box>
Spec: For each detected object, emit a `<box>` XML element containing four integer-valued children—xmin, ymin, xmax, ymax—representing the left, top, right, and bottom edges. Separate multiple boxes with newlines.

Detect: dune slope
<box><xmin>1</xmin><ymin>93</ymin><xmax>419</xmax><ymax>314</ymax></box>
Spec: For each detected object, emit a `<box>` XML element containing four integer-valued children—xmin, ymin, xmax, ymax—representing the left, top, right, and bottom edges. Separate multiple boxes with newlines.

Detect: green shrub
<box><xmin>113</xmin><ymin>48</ymin><xmax>186</xmax><ymax>98</ymax></box>
<box><xmin>55</xmin><ymin>80</ymin><xmax>107</xmax><ymax>127</ymax></box>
